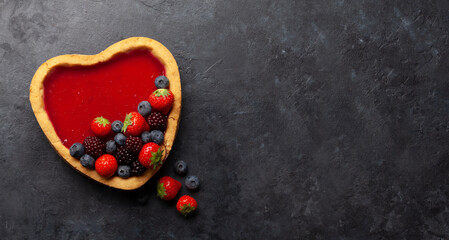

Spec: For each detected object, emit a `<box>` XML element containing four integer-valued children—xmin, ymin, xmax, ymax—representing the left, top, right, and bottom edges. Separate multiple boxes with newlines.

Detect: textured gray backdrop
<box><xmin>1</xmin><ymin>0</ymin><xmax>449</xmax><ymax>239</ymax></box>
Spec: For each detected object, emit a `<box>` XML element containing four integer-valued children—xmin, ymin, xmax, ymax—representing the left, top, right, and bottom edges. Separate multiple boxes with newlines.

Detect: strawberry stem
<box><xmin>180</xmin><ymin>204</ymin><xmax>195</xmax><ymax>217</ymax></box>
<box><xmin>157</xmin><ymin>182</ymin><xmax>166</xmax><ymax>199</ymax></box>
<box><xmin>95</xmin><ymin>116</ymin><xmax>110</xmax><ymax>127</ymax></box>
<box><xmin>154</xmin><ymin>89</ymin><xmax>170</xmax><ymax>97</ymax></box>
<box><xmin>121</xmin><ymin>113</ymin><xmax>133</xmax><ymax>133</ymax></box>
<box><xmin>149</xmin><ymin>148</ymin><xmax>164</xmax><ymax>169</ymax></box>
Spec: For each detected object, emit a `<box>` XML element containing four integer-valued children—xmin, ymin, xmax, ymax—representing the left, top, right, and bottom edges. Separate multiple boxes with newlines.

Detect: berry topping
<box><xmin>115</xmin><ymin>146</ymin><xmax>135</xmax><ymax>165</ymax></box>
<box><xmin>149</xmin><ymin>130</ymin><xmax>164</xmax><ymax>145</ymax></box>
<box><xmin>114</xmin><ymin>133</ymin><xmax>127</xmax><ymax>146</ymax></box>
<box><xmin>125</xmin><ymin>136</ymin><xmax>144</xmax><ymax>154</ymax></box>
<box><xmin>111</xmin><ymin>120</ymin><xmax>124</xmax><ymax>133</ymax></box>
<box><xmin>80</xmin><ymin>154</ymin><xmax>95</xmax><ymax>169</ymax></box>
<box><xmin>117</xmin><ymin>165</ymin><xmax>131</xmax><ymax>178</ymax></box>
<box><xmin>69</xmin><ymin>142</ymin><xmax>85</xmax><ymax>159</ymax></box>
<box><xmin>185</xmin><ymin>175</ymin><xmax>200</xmax><ymax>191</ymax></box>
<box><xmin>147</xmin><ymin>112</ymin><xmax>167</xmax><ymax>131</ymax></box>
<box><xmin>157</xmin><ymin>176</ymin><xmax>182</xmax><ymax>201</ymax></box>
<box><xmin>83</xmin><ymin>136</ymin><xmax>105</xmax><ymax>159</ymax></box>
<box><xmin>149</xmin><ymin>89</ymin><xmax>174</xmax><ymax>115</ymax></box>
<box><xmin>154</xmin><ymin>75</ymin><xmax>169</xmax><ymax>89</ymax></box>
<box><xmin>90</xmin><ymin>117</ymin><xmax>111</xmax><ymax>137</ymax></box>
<box><xmin>138</xmin><ymin>142</ymin><xmax>164</xmax><ymax>169</ymax></box>
<box><xmin>176</xmin><ymin>195</ymin><xmax>197</xmax><ymax>217</ymax></box>
<box><xmin>141</xmin><ymin>131</ymin><xmax>151</xmax><ymax>143</ymax></box>
<box><xmin>95</xmin><ymin>154</ymin><xmax>118</xmax><ymax>178</ymax></box>
<box><xmin>143</xmin><ymin>121</ymin><xmax>150</xmax><ymax>132</ymax></box>
<box><xmin>121</xmin><ymin>112</ymin><xmax>146</xmax><ymax>137</ymax></box>
<box><xmin>137</xmin><ymin>101</ymin><xmax>152</xmax><ymax>116</ymax></box>
<box><xmin>105</xmin><ymin>140</ymin><xmax>117</xmax><ymax>154</ymax></box>
<box><xmin>174</xmin><ymin>160</ymin><xmax>188</xmax><ymax>176</ymax></box>
<box><xmin>130</xmin><ymin>159</ymin><xmax>146</xmax><ymax>176</ymax></box>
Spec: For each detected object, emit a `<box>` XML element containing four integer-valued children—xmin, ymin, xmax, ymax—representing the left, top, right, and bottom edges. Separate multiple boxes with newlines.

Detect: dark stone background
<box><xmin>1</xmin><ymin>0</ymin><xmax>449</xmax><ymax>239</ymax></box>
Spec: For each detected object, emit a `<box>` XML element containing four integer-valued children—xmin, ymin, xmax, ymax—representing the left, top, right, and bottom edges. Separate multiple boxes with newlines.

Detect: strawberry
<box><xmin>138</xmin><ymin>142</ymin><xmax>164</xmax><ymax>169</ymax></box>
<box><xmin>95</xmin><ymin>154</ymin><xmax>117</xmax><ymax>178</ymax></box>
<box><xmin>157</xmin><ymin>176</ymin><xmax>182</xmax><ymax>201</ymax></box>
<box><xmin>149</xmin><ymin>89</ymin><xmax>174</xmax><ymax>115</ymax></box>
<box><xmin>90</xmin><ymin>116</ymin><xmax>111</xmax><ymax>137</ymax></box>
<box><xmin>121</xmin><ymin>112</ymin><xmax>146</xmax><ymax>137</ymax></box>
<box><xmin>176</xmin><ymin>195</ymin><xmax>197</xmax><ymax>217</ymax></box>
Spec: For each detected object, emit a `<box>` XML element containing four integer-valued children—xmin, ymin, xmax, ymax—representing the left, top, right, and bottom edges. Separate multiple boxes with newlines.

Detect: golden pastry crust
<box><xmin>29</xmin><ymin>37</ymin><xmax>181</xmax><ymax>190</ymax></box>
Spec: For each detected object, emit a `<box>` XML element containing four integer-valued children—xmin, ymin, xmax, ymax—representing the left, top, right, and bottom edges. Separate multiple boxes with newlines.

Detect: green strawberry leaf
<box><xmin>154</xmin><ymin>89</ymin><xmax>171</xmax><ymax>98</ymax></box>
<box><xmin>180</xmin><ymin>204</ymin><xmax>196</xmax><ymax>217</ymax></box>
<box><xmin>95</xmin><ymin>116</ymin><xmax>110</xmax><ymax>127</ymax></box>
<box><xmin>121</xmin><ymin>113</ymin><xmax>133</xmax><ymax>133</ymax></box>
<box><xmin>149</xmin><ymin>148</ymin><xmax>164</xmax><ymax>169</ymax></box>
<box><xmin>157</xmin><ymin>182</ymin><xmax>166</xmax><ymax>199</ymax></box>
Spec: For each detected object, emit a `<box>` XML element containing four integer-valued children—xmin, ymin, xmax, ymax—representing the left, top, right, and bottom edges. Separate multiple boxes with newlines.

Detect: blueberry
<box><xmin>105</xmin><ymin>140</ymin><xmax>116</xmax><ymax>154</ymax></box>
<box><xmin>114</xmin><ymin>133</ymin><xmax>126</xmax><ymax>146</ymax></box>
<box><xmin>155</xmin><ymin>75</ymin><xmax>169</xmax><ymax>89</ymax></box>
<box><xmin>185</xmin><ymin>175</ymin><xmax>200</xmax><ymax>191</ymax></box>
<box><xmin>149</xmin><ymin>130</ymin><xmax>164</xmax><ymax>144</ymax></box>
<box><xmin>80</xmin><ymin>154</ymin><xmax>95</xmax><ymax>169</ymax></box>
<box><xmin>111</xmin><ymin>120</ymin><xmax>123</xmax><ymax>133</ymax></box>
<box><xmin>69</xmin><ymin>142</ymin><xmax>85</xmax><ymax>159</ymax></box>
<box><xmin>141</xmin><ymin>131</ymin><xmax>151</xmax><ymax>143</ymax></box>
<box><xmin>117</xmin><ymin>165</ymin><xmax>131</xmax><ymax>178</ymax></box>
<box><xmin>137</xmin><ymin>101</ymin><xmax>152</xmax><ymax>116</ymax></box>
<box><xmin>174</xmin><ymin>160</ymin><xmax>188</xmax><ymax>176</ymax></box>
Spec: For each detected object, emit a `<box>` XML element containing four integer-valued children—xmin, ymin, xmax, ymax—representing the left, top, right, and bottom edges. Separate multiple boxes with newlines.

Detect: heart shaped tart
<box><xmin>29</xmin><ymin>37</ymin><xmax>181</xmax><ymax>190</ymax></box>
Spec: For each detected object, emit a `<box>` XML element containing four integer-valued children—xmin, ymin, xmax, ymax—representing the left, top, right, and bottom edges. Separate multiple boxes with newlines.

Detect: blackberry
<box><xmin>83</xmin><ymin>136</ymin><xmax>105</xmax><ymax>159</ymax></box>
<box><xmin>115</xmin><ymin>146</ymin><xmax>135</xmax><ymax>165</ymax></box>
<box><xmin>125</xmin><ymin>136</ymin><xmax>144</xmax><ymax>154</ymax></box>
<box><xmin>147</xmin><ymin>112</ymin><xmax>167</xmax><ymax>131</ymax></box>
<box><xmin>131</xmin><ymin>159</ymin><xmax>146</xmax><ymax>176</ymax></box>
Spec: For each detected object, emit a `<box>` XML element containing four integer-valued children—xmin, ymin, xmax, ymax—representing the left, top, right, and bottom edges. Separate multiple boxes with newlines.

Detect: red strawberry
<box><xmin>138</xmin><ymin>142</ymin><xmax>164</xmax><ymax>169</ymax></box>
<box><xmin>149</xmin><ymin>89</ymin><xmax>174</xmax><ymax>115</ymax></box>
<box><xmin>176</xmin><ymin>195</ymin><xmax>197</xmax><ymax>217</ymax></box>
<box><xmin>90</xmin><ymin>116</ymin><xmax>111</xmax><ymax>137</ymax></box>
<box><xmin>121</xmin><ymin>112</ymin><xmax>146</xmax><ymax>137</ymax></box>
<box><xmin>157</xmin><ymin>176</ymin><xmax>182</xmax><ymax>201</ymax></box>
<box><xmin>95</xmin><ymin>154</ymin><xmax>117</xmax><ymax>178</ymax></box>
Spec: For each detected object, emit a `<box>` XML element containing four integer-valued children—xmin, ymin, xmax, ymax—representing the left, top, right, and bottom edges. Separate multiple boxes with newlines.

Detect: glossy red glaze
<box><xmin>44</xmin><ymin>49</ymin><xmax>164</xmax><ymax>148</ymax></box>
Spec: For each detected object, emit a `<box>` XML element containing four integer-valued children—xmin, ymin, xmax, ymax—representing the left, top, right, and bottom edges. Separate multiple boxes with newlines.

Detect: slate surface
<box><xmin>1</xmin><ymin>0</ymin><xmax>449</xmax><ymax>239</ymax></box>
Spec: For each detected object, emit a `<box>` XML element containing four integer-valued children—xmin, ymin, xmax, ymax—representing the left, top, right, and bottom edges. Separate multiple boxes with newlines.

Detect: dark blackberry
<box><xmin>147</xmin><ymin>112</ymin><xmax>167</xmax><ymax>131</ymax></box>
<box><xmin>131</xmin><ymin>160</ymin><xmax>146</xmax><ymax>176</ymax></box>
<box><xmin>115</xmin><ymin>146</ymin><xmax>135</xmax><ymax>165</ymax></box>
<box><xmin>83</xmin><ymin>136</ymin><xmax>105</xmax><ymax>159</ymax></box>
<box><xmin>125</xmin><ymin>136</ymin><xmax>143</xmax><ymax>154</ymax></box>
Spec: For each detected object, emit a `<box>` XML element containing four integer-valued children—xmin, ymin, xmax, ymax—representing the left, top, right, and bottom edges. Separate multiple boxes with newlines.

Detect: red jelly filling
<box><xmin>44</xmin><ymin>49</ymin><xmax>165</xmax><ymax>148</ymax></box>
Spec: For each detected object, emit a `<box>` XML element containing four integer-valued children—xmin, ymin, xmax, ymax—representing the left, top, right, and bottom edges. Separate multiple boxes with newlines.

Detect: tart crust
<box><xmin>29</xmin><ymin>37</ymin><xmax>181</xmax><ymax>190</ymax></box>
